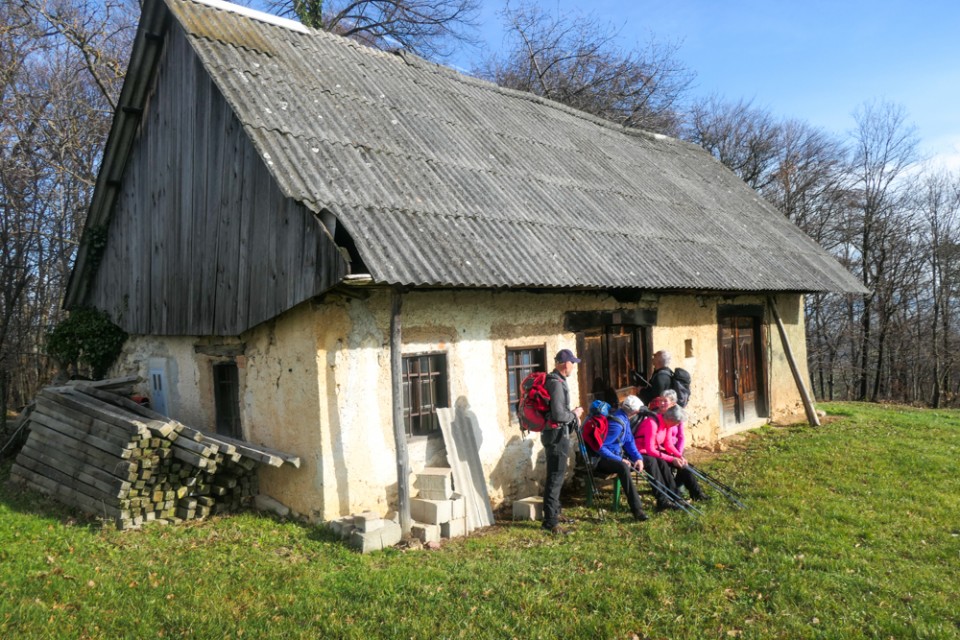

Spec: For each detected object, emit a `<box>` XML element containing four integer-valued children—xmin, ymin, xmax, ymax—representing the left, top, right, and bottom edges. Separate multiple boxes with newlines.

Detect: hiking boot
<box><xmin>655</xmin><ymin>502</ymin><xmax>681</xmax><ymax>512</ymax></box>
<box><xmin>633</xmin><ymin>511</ymin><xmax>649</xmax><ymax>522</ymax></box>
<box><xmin>558</xmin><ymin>515</ymin><xmax>577</xmax><ymax>524</ymax></box>
<box><xmin>692</xmin><ymin>493</ymin><xmax>712</xmax><ymax>502</ymax></box>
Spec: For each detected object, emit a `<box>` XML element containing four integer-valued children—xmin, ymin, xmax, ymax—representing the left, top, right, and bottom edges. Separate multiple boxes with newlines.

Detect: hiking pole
<box><xmin>573</xmin><ymin>424</ymin><xmax>605</xmax><ymax>523</ymax></box>
<box><xmin>687</xmin><ymin>465</ymin><xmax>746</xmax><ymax>510</ymax></box>
<box><xmin>640</xmin><ymin>470</ymin><xmax>701</xmax><ymax>516</ymax></box>
<box><xmin>688</xmin><ymin>464</ymin><xmax>743</xmax><ymax>498</ymax></box>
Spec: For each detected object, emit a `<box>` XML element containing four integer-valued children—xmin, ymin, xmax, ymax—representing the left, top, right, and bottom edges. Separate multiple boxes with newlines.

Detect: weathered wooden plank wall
<box><xmin>86</xmin><ymin>23</ymin><xmax>348</xmax><ymax>336</ymax></box>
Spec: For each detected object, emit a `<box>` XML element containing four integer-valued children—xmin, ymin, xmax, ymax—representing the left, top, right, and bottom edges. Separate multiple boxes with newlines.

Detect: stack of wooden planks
<box><xmin>10</xmin><ymin>379</ymin><xmax>299</xmax><ymax>529</ymax></box>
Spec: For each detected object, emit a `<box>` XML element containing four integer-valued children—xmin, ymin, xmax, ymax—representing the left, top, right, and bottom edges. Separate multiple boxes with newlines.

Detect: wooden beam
<box><xmin>390</xmin><ymin>290</ymin><xmax>411</xmax><ymax>536</ymax></box>
<box><xmin>768</xmin><ymin>296</ymin><xmax>820</xmax><ymax>427</ymax></box>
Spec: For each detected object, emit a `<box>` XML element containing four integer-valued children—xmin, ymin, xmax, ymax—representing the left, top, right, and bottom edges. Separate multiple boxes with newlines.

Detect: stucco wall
<box><xmin>110</xmin><ymin>289</ymin><xmax>811</xmax><ymax>522</ymax></box>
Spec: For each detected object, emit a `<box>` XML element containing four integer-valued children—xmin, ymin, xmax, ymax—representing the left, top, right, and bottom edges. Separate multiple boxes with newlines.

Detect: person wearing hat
<box><xmin>541</xmin><ymin>348</ymin><xmax>585</xmax><ymax>534</ymax></box>
<box><xmin>587</xmin><ymin>395</ymin><xmax>649</xmax><ymax>522</ymax></box>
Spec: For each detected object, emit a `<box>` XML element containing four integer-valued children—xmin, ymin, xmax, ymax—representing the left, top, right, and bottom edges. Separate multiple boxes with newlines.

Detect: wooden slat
<box><xmin>28</xmin><ymin>413</ymin><xmax>135</xmax><ymax>461</ymax></box>
<box><xmin>34</xmin><ymin>399</ymin><xmax>139</xmax><ymax>449</ymax></box>
<box><xmin>18</xmin><ymin>443</ymin><xmax>131</xmax><ymax>498</ymax></box>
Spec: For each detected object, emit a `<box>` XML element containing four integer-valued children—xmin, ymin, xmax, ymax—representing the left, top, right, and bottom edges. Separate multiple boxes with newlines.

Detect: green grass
<box><xmin>1</xmin><ymin>402</ymin><xmax>959</xmax><ymax>639</ymax></box>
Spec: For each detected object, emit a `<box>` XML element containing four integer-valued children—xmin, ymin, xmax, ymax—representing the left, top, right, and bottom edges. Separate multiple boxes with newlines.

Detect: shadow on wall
<box><xmin>490</xmin><ymin>427</ymin><xmax>543</xmax><ymax>503</ymax></box>
<box><xmin>324</xmin><ymin>345</ymin><xmax>350</xmax><ymax>517</ymax></box>
<box><xmin>451</xmin><ymin>396</ymin><xmax>491</xmax><ymax>509</ymax></box>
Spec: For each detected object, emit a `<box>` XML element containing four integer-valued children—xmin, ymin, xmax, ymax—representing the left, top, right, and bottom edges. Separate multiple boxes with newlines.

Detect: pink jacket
<box><xmin>634</xmin><ymin>415</ymin><xmax>673</xmax><ymax>461</ymax></box>
<box><xmin>663</xmin><ymin>423</ymin><xmax>685</xmax><ymax>458</ymax></box>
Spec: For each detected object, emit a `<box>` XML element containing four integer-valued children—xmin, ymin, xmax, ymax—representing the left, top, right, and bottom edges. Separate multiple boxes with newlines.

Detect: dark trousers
<box><xmin>541</xmin><ymin>426</ymin><xmax>570</xmax><ymax>529</ymax></box>
<box><xmin>641</xmin><ymin>454</ymin><xmax>679</xmax><ymax>507</ymax></box>
<box><xmin>673</xmin><ymin>465</ymin><xmax>705</xmax><ymax>498</ymax></box>
<box><xmin>594</xmin><ymin>457</ymin><xmax>647</xmax><ymax>520</ymax></box>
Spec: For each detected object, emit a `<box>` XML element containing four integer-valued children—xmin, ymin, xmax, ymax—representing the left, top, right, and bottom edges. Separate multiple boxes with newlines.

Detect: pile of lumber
<box><xmin>9</xmin><ymin>379</ymin><xmax>299</xmax><ymax>529</ymax></box>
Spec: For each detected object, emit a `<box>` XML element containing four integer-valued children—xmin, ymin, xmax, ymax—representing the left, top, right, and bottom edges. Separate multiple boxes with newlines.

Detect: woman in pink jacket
<box><xmin>659</xmin><ymin>405</ymin><xmax>709</xmax><ymax>501</ymax></box>
<box><xmin>633</xmin><ymin>404</ymin><xmax>683</xmax><ymax>511</ymax></box>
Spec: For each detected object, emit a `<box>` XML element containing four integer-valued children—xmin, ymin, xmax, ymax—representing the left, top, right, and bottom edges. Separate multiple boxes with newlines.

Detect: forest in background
<box><xmin>3</xmin><ymin>0</ymin><xmax>959</xmax><ymax>428</ymax></box>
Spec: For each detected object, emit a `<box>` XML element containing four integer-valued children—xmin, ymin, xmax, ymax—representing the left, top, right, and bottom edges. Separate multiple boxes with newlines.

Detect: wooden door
<box><xmin>719</xmin><ymin>315</ymin><xmax>765</xmax><ymax>430</ymax></box>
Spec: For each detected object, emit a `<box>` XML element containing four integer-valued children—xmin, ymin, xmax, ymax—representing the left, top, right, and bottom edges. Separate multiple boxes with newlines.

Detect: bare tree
<box><xmin>0</xmin><ymin>0</ymin><xmax>136</xmax><ymax>431</ymax></box>
<box><xmin>684</xmin><ymin>95</ymin><xmax>782</xmax><ymax>190</ymax></box>
<box><xmin>847</xmin><ymin>101</ymin><xmax>919</xmax><ymax>401</ymax></box>
<box><xmin>475</xmin><ymin>2</ymin><xmax>692</xmax><ymax>135</ymax></box>
<box><xmin>251</xmin><ymin>0</ymin><xmax>480</xmax><ymax>60</ymax></box>
<box><xmin>917</xmin><ymin>169</ymin><xmax>960</xmax><ymax>406</ymax></box>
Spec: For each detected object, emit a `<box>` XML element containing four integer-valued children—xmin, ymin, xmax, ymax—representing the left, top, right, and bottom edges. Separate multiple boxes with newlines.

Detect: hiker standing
<box><xmin>640</xmin><ymin>350</ymin><xmax>673</xmax><ymax>405</ymax></box>
<box><xmin>541</xmin><ymin>349</ymin><xmax>584</xmax><ymax>534</ymax></box>
<box><xmin>588</xmin><ymin>395</ymin><xmax>649</xmax><ymax>522</ymax></box>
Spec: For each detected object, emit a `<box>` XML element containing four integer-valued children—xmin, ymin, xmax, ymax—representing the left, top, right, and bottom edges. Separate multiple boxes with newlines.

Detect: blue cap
<box><xmin>555</xmin><ymin>348</ymin><xmax>581</xmax><ymax>364</ymax></box>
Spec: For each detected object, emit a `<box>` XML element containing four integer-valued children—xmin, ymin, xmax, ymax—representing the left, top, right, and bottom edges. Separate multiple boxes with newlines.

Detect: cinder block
<box><xmin>450</xmin><ymin>493</ymin><xmax>465</xmax><ymax>520</ymax></box>
<box><xmin>353</xmin><ymin>511</ymin><xmax>383</xmax><ymax>532</ymax></box>
<box><xmin>441</xmin><ymin>517</ymin><xmax>466</xmax><ymax>539</ymax></box>
<box><xmin>512</xmin><ymin>496</ymin><xmax>543</xmax><ymax>521</ymax></box>
<box><xmin>349</xmin><ymin>529</ymin><xmax>383</xmax><ymax>553</ymax></box>
<box><xmin>379</xmin><ymin>520</ymin><xmax>402</xmax><ymax>548</ymax></box>
<box><xmin>415</xmin><ymin>467</ymin><xmax>454</xmax><ymax>498</ymax></box>
<box><xmin>411</xmin><ymin>498</ymin><xmax>452</xmax><ymax>525</ymax></box>
<box><xmin>411</xmin><ymin>522</ymin><xmax>441</xmax><ymax>543</ymax></box>
<box><xmin>418</xmin><ymin>488</ymin><xmax>454</xmax><ymax>500</ymax></box>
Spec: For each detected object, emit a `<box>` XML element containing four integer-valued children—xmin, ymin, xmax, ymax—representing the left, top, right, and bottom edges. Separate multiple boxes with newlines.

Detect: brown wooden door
<box><xmin>719</xmin><ymin>316</ymin><xmax>765</xmax><ymax>429</ymax></box>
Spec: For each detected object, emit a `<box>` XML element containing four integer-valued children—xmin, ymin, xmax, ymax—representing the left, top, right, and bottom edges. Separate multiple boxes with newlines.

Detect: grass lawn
<box><xmin>1</xmin><ymin>402</ymin><xmax>958</xmax><ymax>639</ymax></box>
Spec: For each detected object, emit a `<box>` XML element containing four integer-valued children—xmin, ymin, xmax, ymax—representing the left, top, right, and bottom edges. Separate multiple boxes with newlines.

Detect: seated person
<box><xmin>659</xmin><ymin>405</ymin><xmax>708</xmax><ymax>501</ymax></box>
<box><xmin>587</xmin><ymin>395</ymin><xmax>649</xmax><ymax>522</ymax></box>
<box><xmin>633</xmin><ymin>400</ymin><xmax>683</xmax><ymax>511</ymax></box>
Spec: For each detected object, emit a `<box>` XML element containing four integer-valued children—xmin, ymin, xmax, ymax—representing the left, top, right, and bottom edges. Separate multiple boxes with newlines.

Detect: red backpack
<box><xmin>581</xmin><ymin>415</ymin><xmax>609</xmax><ymax>452</ymax></box>
<box><xmin>517</xmin><ymin>372</ymin><xmax>555</xmax><ymax>433</ymax></box>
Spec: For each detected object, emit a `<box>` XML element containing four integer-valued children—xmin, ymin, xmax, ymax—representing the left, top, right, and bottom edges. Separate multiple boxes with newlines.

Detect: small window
<box><xmin>213</xmin><ymin>362</ymin><xmax>242</xmax><ymax>438</ymax></box>
<box><xmin>402</xmin><ymin>353</ymin><xmax>448</xmax><ymax>437</ymax></box>
<box><xmin>506</xmin><ymin>346</ymin><xmax>547</xmax><ymax>416</ymax></box>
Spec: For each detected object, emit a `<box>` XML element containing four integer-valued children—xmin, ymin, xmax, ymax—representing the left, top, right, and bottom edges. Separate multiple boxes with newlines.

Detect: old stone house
<box><xmin>66</xmin><ymin>0</ymin><xmax>865</xmax><ymax>522</ymax></box>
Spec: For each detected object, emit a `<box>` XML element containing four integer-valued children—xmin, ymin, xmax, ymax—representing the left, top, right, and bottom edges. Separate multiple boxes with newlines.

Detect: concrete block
<box><xmin>418</xmin><ymin>488</ymin><xmax>454</xmax><ymax>500</ymax></box>
<box><xmin>411</xmin><ymin>522</ymin><xmax>442</xmax><ymax>544</ymax></box>
<box><xmin>512</xmin><ymin>496</ymin><xmax>543</xmax><ymax>521</ymax></box>
<box><xmin>379</xmin><ymin>520</ymin><xmax>402</xmax><ymax>548</ymax></box>
<box><xmin>411</xmin><ymin>498</ymin><xmax>452</xmax><ymax>525</ymax></box>
<box><xmin>353</xmin><ymin>511</ymin><xmax>383</xmax><ymax>532</ymax></box>
<box><xmin>349</xmin><ymin>529</ymin><xmax>383</xmax><ymax>553</ymax></box>
<box><xmin>450</xmin><ymin>493</ymin><xmax>465</xmax><ymax>520</ymax></box>
<box><xmin>441</xmin><ymin>517</ymin><xmax>466</xmax><ymax>539</ymax></box>
<box><xmin>415</xmin><ymin>467</ymin><xmax>453</xmax><ymax>498</ymax></box>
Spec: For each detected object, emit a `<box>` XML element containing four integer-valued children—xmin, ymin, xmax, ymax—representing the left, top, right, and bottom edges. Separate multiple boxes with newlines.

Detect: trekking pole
<box><xmin>640</xmin><ymin>470</ymin><xmax>701</xmax><ymax>516</ymax></box>
<box><xmin>687</xmin><ymin>465</ymin><xmax>746</xmax><ymax>510</ymax></box>
<box><xmin>573</xmin><ymin>424</ymin><xmax>605</xmax><ymax>523</ymax></box>
<box><xmin>688</xmin><ymin>464</ymin><xmax>742</xmax><ymax>498</ymax></box>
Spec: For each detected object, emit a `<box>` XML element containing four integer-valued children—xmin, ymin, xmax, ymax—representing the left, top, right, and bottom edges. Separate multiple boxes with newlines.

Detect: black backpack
<box><xmin>672</xmin><ymin>368</ymin><xmax>692</xmax><ymax>407</ymax></box>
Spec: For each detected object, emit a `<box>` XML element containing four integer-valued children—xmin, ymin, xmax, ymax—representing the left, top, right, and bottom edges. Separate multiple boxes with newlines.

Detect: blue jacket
<box><xmin>593</xmin><ymin>408</ymin><xmax>643</xmax><ymax>464</ymax></box>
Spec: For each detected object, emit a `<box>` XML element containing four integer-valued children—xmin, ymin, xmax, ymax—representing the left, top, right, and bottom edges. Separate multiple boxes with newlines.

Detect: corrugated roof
<box><xmin>163</xmin><ymin>0</ymin><xmax>865</xmax><ymax>294</ymax></box>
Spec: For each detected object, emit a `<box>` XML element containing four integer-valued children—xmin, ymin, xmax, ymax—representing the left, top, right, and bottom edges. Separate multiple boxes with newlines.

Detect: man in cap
<box><xmin>541</xmin><ymin>348</ymin><xmax>584</xmax><ymax>534</ymax></box>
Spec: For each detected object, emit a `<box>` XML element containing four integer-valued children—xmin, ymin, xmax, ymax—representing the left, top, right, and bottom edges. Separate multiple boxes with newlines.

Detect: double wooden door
<box><xmin>719</xmin><ymin>314</ymin><xmax>767</xmax><ymax>431</ymax></box>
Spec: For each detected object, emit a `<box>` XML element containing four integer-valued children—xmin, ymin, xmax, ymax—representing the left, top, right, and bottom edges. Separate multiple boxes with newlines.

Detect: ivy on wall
<box><xmin>46</xmin><ymin>307</ymin><xmax>127</xmax><ymax>379</ymax></box>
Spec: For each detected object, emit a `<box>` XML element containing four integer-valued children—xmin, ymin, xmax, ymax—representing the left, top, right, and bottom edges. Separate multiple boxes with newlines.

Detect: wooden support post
<box><xmin>390</xmin><ymin>290</ymin><xmax>411</xmax><ymax>536</ymax></box>
<box><xmin>768</xmin><ymin>296</ymin><xmax>821</xmax><ymax>427</ymax></box>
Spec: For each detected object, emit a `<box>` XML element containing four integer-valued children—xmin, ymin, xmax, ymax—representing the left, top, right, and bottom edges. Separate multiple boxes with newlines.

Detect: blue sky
<box><xmin>454</xmin><ymin>1</ymin><xmax>960</xmax><ymax>168</ymax></box>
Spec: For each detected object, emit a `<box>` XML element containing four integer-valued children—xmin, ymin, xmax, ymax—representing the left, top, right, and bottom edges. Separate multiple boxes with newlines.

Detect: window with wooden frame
<box><xmin>212</xmin><ymin>361</ymin><xmax>242</xmax><ymax>439</ymax></box>
<box><xmin>402</xmin><ymin>353</ymin><xmax>449</xmax><ymax>437</ymax></box>
<box><xmin>576</xmin><ymin>324</ymin><xmax>651</xmax><ymax>408</ymax></box>
<box><xmin>506</xmin><ymin>346</ymin><xmax>547</xmax><ymax>417</ymax></box>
